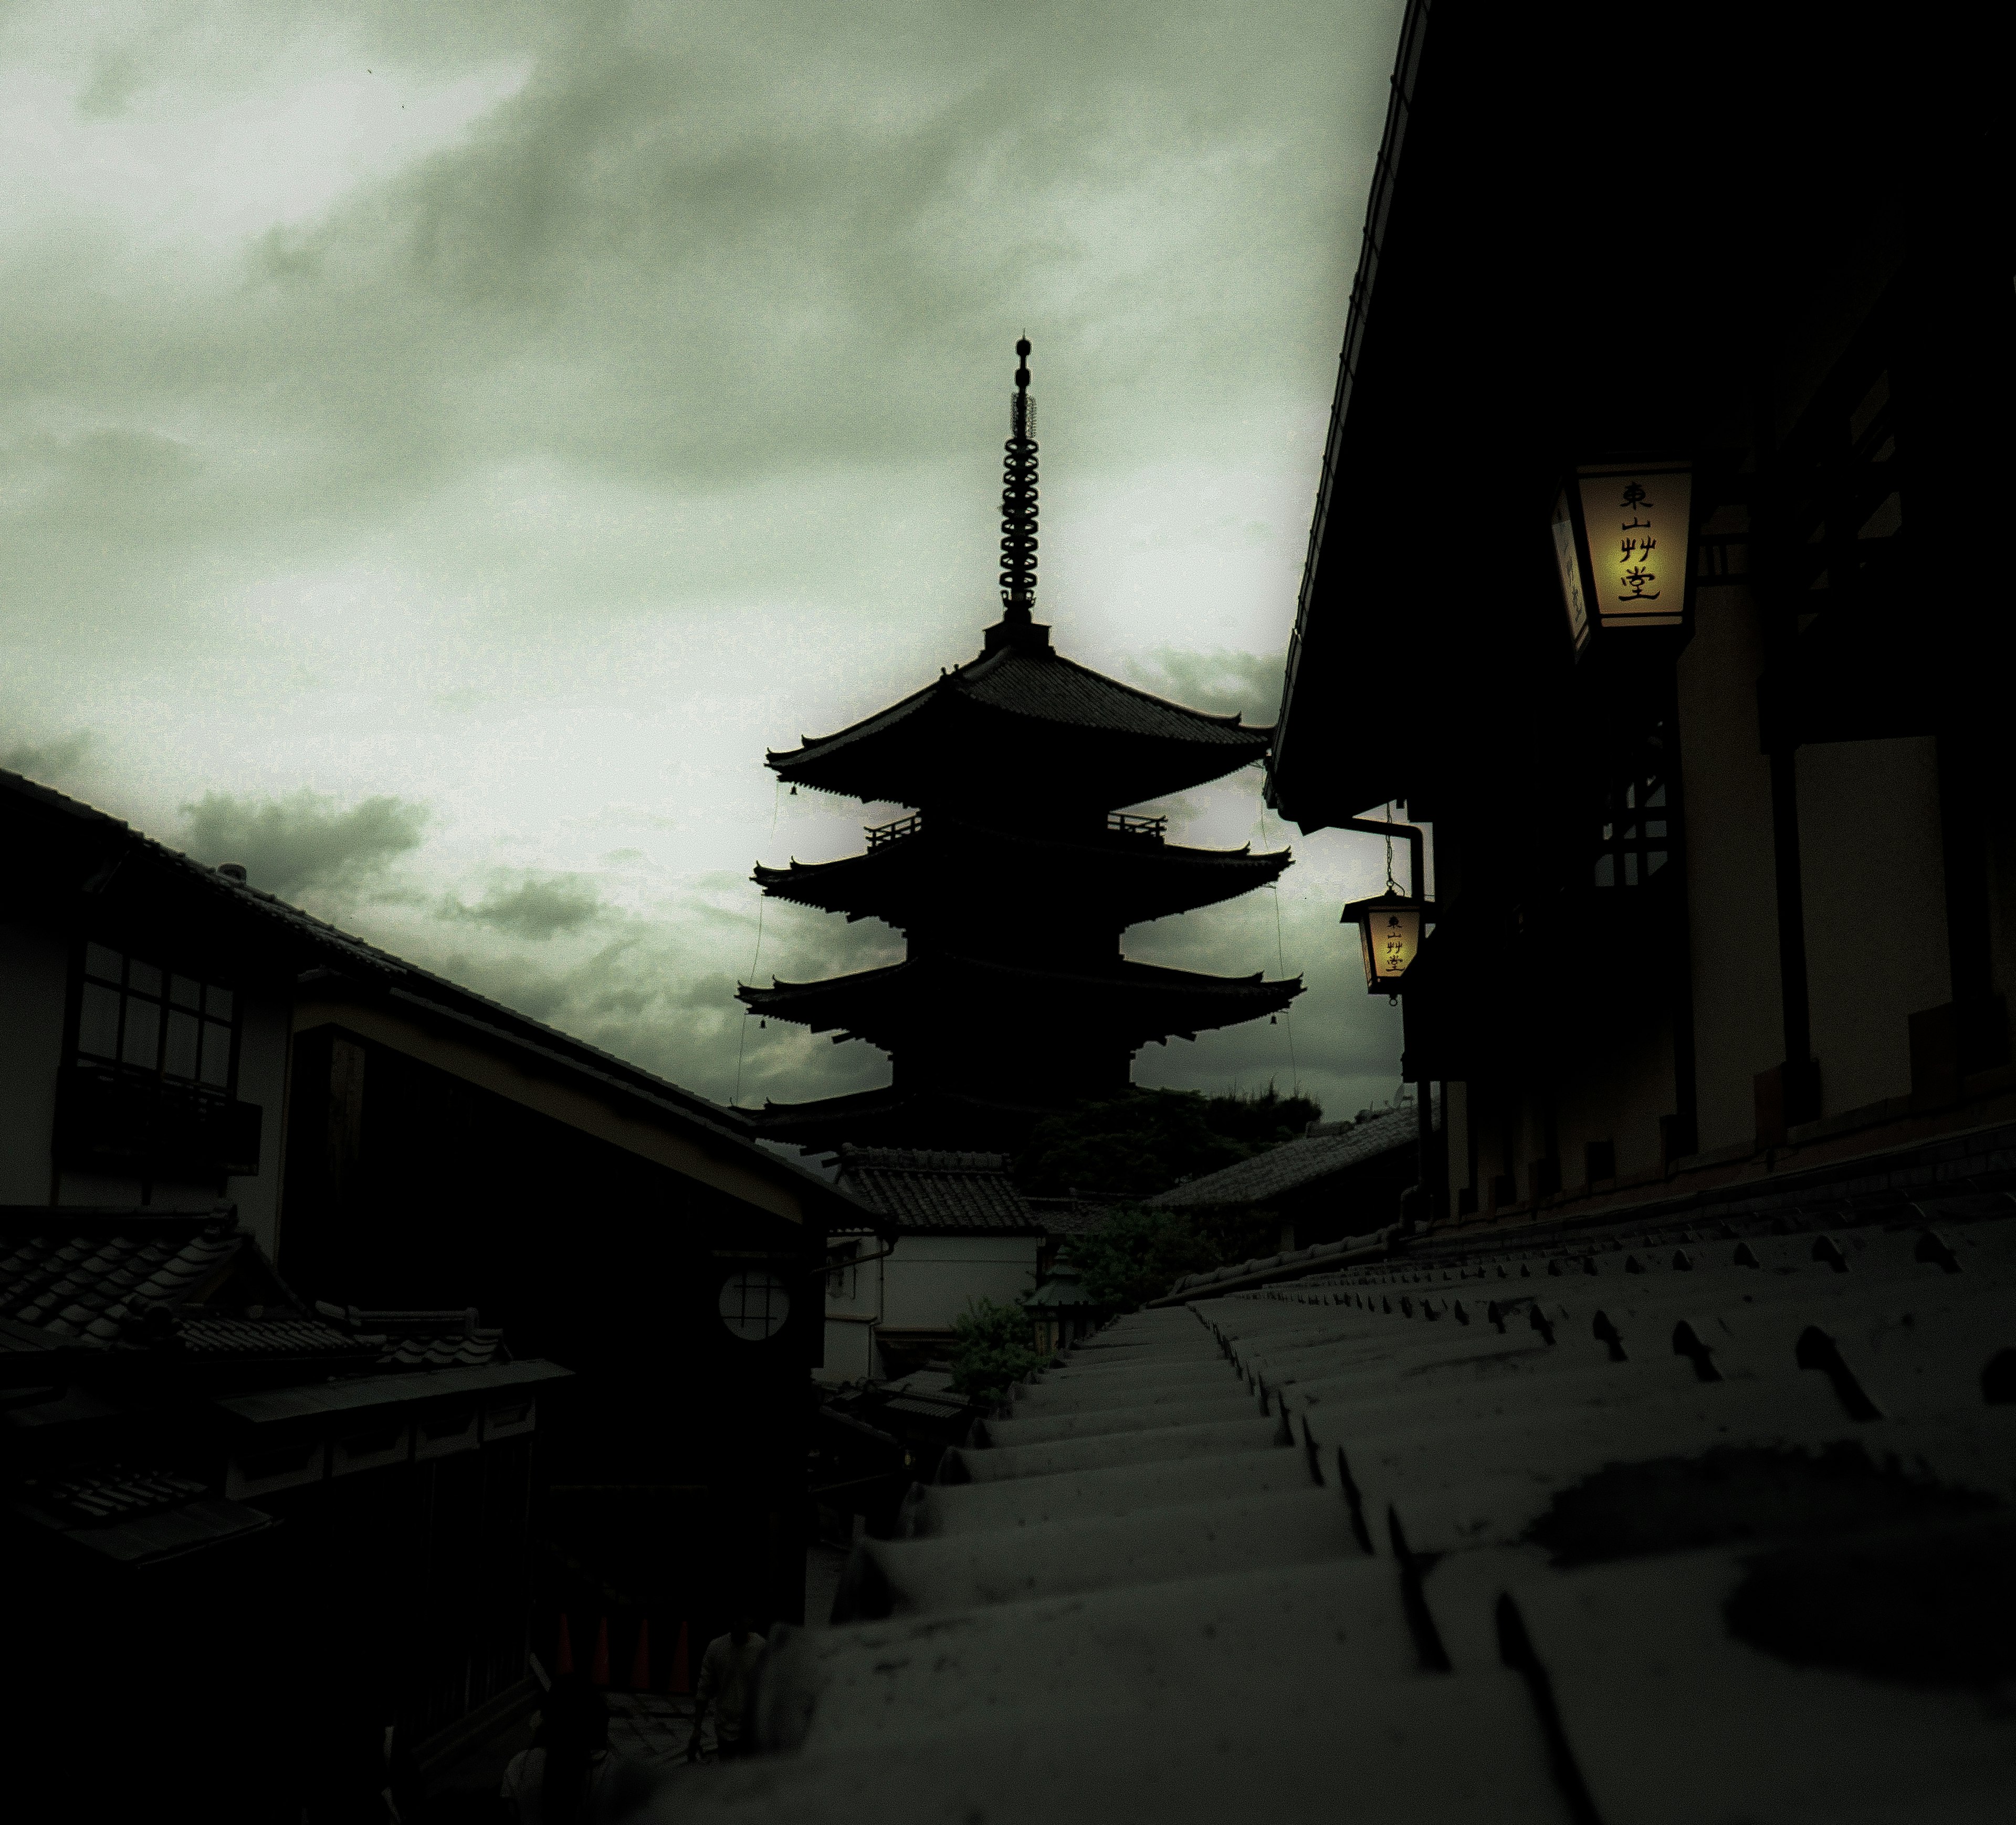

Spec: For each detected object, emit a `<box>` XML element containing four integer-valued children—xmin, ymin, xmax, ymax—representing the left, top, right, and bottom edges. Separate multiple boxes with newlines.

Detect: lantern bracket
<box><xmin>1331</xmin><ymin>815</ymin><xmax>1425</xmax><ymax>900</ymax></box>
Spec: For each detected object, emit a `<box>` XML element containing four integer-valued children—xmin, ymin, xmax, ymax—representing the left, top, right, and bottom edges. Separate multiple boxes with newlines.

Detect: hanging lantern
<box><xmin>1551</xmin><ymin>458</ymin><xmax>1696</xmax><ymax>657</ymax></box>
<box><xmin>1342</xmin><ymin>891</ymin><xmax>1427</xmax><ymax>995</ymax></box>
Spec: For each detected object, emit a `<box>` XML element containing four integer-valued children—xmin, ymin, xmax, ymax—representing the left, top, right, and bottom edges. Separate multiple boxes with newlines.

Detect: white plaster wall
<box><xmin>881</xmin><ymin>1235</ymin><xmax>1042</xmax><ymax>1330</ymax></box>
<box><xmin>819</xmin><ymin>1320</ymin><xmax>878</xmax><ymax>1385</ymax></box>
<box><xmin>0</xmin><ymin>920</ymin><xmax>67</xmax><ymax>1204</ymax></box>
<box><xmin>1798</xmin><ymin>736</ymin><xmax>1949</xmax><ymax>1116</ymax></box>
<box><xmin>1679</xmin><ymin>585</ymin><xmax>1785</xmax><ymax>1151</ymax></box>
<box><xmin>224</xmin><ymin>996</ymin><xmax>290</xmax><ymax>1254</ymax></box>
<box><xmin>823</xmin><ymin>1243</ymin><xmax>880</xmax><ymax>1319</ymax></box>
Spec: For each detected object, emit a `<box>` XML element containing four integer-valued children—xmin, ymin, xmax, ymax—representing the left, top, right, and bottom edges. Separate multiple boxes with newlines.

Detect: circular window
<box><xmin>719</xmin><ymin>1270</ymin><xmax>791</xmax><ymax>1342</ymax></box>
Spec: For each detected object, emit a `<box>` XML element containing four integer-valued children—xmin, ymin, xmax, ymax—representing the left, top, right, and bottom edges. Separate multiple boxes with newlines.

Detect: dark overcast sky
<box><xmin>1</xmin><ymin>0</ymin><xmax>1421</xmax><ymax>1123</ymax></box>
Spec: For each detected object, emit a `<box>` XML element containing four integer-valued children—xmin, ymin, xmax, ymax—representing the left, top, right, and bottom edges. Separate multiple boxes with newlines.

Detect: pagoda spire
<box><xmin>991</xmin><ymin>336</ymin><xmax>1044</xmax><ymax>646</ymax></box>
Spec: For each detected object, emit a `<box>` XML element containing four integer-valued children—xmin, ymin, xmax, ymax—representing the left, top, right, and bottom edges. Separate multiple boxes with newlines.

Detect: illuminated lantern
<box><xmin>1342</xmin><ymin>891</ymin><xmax>1426</xmax><ymax>995</ymax></box>
<box><xmin>1552</xmin><ymin>459</ymin><xmax>1695</xmax><ymax>656</ymax></box>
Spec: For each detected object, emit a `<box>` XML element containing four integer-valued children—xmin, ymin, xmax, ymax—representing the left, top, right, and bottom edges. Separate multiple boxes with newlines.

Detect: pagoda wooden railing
<box><xmin>1107</xmin><ymin>812</ymin><xmax>1168</xmax><ymax>840</ymax></box>
<box><xmin>865</xmin><ymin>812</ymin><xmax>923</xmax><ymax>848</ymax></box>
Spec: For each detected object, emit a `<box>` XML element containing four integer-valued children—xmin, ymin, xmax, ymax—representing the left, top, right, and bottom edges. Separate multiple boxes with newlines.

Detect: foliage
<box><xmin>947</xmin><ymin>1296</ymin><xmax>1047</xmax><ymax>1404</ymax></box>
<box><xmin>1066</xmin><ymin>1205</ymin><xmax>1222</xmax><ymax>1315</ymax></box>
<box><xmin>1014</xmin><ymin>1084</ymin><xmax>1320</xmax><ymax>1200</ymax></box>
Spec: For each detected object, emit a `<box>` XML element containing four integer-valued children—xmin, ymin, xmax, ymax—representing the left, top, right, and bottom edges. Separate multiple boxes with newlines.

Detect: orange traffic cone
<box><xmin>556</xmin><ymin>1613</ymin><xmax>575</xmax><ymax>1676</ymax></box>
<box><xmin>667</xmin><ymin>1621</ymin><xmax>691</xmax><ymax>1696</ymax></box>
<box><xmin>591</xmin><ymin>1617</ymin><xmax>611</xmax><ymax>1687</ymax></box>
<box><xmin>629</xmin><ymin>1619</ymin><xmax>651</xmax><ymax>1692</ymax></box>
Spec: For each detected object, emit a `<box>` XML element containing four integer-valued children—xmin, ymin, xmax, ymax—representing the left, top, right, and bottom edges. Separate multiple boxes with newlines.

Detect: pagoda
<box><xmin>740</xmin><ymin>339</ymin><xmax>1300</xmax><ymax>1149</ymax></box>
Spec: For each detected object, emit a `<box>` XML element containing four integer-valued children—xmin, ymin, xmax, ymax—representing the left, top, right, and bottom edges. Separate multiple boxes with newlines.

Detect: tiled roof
<box><xmin>1147</xmin><ymin>1098</ymin><xmax>1433</xmax><ymax>1210</ymax></box>
<box><xmin>753</xmin><ymin>816</ymin><xmax>1291</xmax><ymax>927</ymax></box>
<box><xmin>174</xmin><ymin>1314</ymin><xmax>365</xmax><ymax>1356</ymax></box>
<box><xmin>313</xmin><ymin>1301</ymin><xmax>512</xmax><ymax>1368</ymax></box>
<box><xmin>742</xmin><ymin>953</ymin><xmax>1300</xmax><ymax>1046</ymax></box>
<box><xmin>648</xmin><ymin>1194</ymin><xmax>2016</xmax><ymax>1825</ymax></box>
<box><xmin>14</xmin><ymin>1462</ymin><xmax>209</xmax><ymax>1527</ymax></box>
<box><xmin>0</xmin><ymin>1213</ymin><xmax>458</xmax><ymax>1366</ymax></box>
<box><xmin>0</xmin><ymin>1214</ymin><xmax>248</xmax><ymax>1344</ymax></box>
<box><xmin>772</xmin><ymin>648</ymin><xmax>1266</xmax><ymax>770</ymax></box>
<box><xmin>834</xmin><ymin>1148</ymin><xmax>1046</xmax><ymax>1234</ymax></box>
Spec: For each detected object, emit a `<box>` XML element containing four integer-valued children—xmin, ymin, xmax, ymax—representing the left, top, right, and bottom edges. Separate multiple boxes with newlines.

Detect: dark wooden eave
<box><xmin>753</xmin><ymin>815</ymin><xmax>1292</xmax><ymax>927</ymax></box>
<box><xmin>738</xmin><ymin>952</ymin><xmax>1301</xmax><ymax>1051</ymax></box>
<box><xmin>768</xmin><ymin>641</ymin><xmax>1270</xmax><ymax>809</ymax></box>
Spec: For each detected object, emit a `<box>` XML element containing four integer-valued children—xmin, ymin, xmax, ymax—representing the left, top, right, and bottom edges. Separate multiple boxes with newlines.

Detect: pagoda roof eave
<box><xmin>751</xmin><ymin>828</ymin><xmax>1293</xmax><ymax>921</ymax></box>
<box><xmin>737</xmin><ymin>952</ymin><xmax>1302</xmax><ymax>1046</ymax></box>
<box><xmin>764</xmin><ymin>647</ymin><xmax>1270</xmax><ymax>803</ymax></box>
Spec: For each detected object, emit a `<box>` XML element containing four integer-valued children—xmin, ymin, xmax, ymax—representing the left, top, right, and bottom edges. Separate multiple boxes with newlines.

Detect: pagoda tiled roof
<box><xmin>739</xmin><ymin>952</ymin><xmax>1301</xmax><ymax>1050</ymax></box>
<box><xmin>766</xmin><ymin>642</ymin><xmax>1272</xmax><ymax>806</ymax></box>
<box><xmin>754</xmin><ymin>814</ymin><xmax>1291</xmax><ymax>927</ymax></box>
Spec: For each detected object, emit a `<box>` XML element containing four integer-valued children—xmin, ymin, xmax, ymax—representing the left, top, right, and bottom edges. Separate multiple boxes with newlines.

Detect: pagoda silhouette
<box><xmin>740</xmin><ymin>339</ymin><xmax>1300</xmax><ymax>1149</ymax></box>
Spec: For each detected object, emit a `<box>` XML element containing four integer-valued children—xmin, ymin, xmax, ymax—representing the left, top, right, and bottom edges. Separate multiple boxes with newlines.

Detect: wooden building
<box><xmin>1266</xmin><ymin>0</ymin><xmax>2012</xmax><ymax>1231</ymax></box>
<box><xmin>0</xmin><ymin>1204</ymin><xmax>565</xmax><ymax>1818</ymax></box>
<box><xmin>743</xmin><ymin>340</ymin><xmax>1299</xmax><ymax>1151</ymax></box>
<box><xmin>1</xmin><ymin>765</ymin><xmax>870</xmax><ymax>1648</ymax></box>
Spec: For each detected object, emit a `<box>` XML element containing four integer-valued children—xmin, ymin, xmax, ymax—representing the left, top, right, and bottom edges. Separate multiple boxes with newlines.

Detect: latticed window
<box><xmin>719</xmin><ymin>1269</ymin><xmax>792</xmax><ymax>1342</ymax></box>
<box><xmin>1592</xmin><ymin>726</ymin><xmax>1673</xmax><ymax>890</ymax></box>
<box><xmin>76</xmin><ymin>942</ymin><xmax>237</xmax><ymax>1090</ymax></box>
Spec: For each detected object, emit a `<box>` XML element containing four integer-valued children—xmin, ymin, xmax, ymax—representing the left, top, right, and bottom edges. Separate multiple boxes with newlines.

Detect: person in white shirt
<box><xmin>688</xmin><ymin>1616</ymin><xmax>768</xmax><ymax>1762</ymax></box>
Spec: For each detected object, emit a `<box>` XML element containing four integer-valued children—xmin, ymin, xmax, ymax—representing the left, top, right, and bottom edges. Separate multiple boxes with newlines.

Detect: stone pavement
<box><xmin>605</xmin><ymin>1691</ymin><xmax>697</xmax><ymax>1765</ymax></box>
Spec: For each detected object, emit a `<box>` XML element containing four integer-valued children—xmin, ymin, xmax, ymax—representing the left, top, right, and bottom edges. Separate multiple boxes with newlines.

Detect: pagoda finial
<box><xmin>998</xmin><ymin>335</ymin><xmax>1038</xmax><ymax>622</ymax></box>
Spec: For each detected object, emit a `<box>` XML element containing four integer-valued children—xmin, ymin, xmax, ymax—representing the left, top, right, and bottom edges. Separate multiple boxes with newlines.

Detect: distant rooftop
<box><xmin>1146</xmin><ymin>1095</ymin><xmax>1436</xmax><ymax>1210</ymax></box>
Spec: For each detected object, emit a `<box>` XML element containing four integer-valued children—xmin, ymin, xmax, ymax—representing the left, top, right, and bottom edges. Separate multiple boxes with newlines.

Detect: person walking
<box><xmin>687</xmin><ymin>1616</ymin><xmax>768</xmax><ymax>1763</ymax></box>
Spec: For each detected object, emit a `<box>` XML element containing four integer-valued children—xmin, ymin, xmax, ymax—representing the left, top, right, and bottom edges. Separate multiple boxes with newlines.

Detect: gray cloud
<box><xmin>3</xmin><ymin>729</ymin><xmax>93</xmax><ymax>783</ymax></box>
<box><xmin>1127</xmin><ymin>647</ymin><xmax>1286</xmax><ymax>725</ymax></box>
<box><xmin>443</xmin><ymin>871</ymin><xmax>606</xmax><ymax>940</ymax></box>
<box><xmin>180</xmin><ymin>789</ymin><xmax>429</xmax><ymax>900</ymax></box>
<box><xmin>0</xmin><ymin>0</ymin><xmax>1384</xmax><ymax>648</ymax></box>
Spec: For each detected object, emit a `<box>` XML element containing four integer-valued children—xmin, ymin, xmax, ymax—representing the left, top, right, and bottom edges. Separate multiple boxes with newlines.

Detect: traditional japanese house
<box><xmin>1265</xmin><ymin>0</ymin><xmax>2012</xmax><ymax>1234</ymax></box>
<box><xmin>1</xmin><ymin>765</ymin><xmax>872</xmax><ymax>1648</ymax></box>
<box><xmin>0</xmin><ymin>1203</ymin><xmax>566</xmax><ymax>1818</ymax></box>
<box><xmin>743</xmin><ymin>340</ymin><xmax>1301</xmax><ymax>1150</ymax></box>
<box><xmin>821</xmin><ymin>1146</ymin><xmax>1084</xmax><ymax>1382</ymax></box>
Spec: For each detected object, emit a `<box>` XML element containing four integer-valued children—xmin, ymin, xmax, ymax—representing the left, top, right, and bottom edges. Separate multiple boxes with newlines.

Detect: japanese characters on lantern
<box><xmin>1555</xmin><ymin>459</ymin><xmax>1693</xmax><ymax>650</ymax></box>
<box><xmin>1578</xmin><ymin>461</ymin><xmax>1691</xmax><ymax>632</ymax></box>
<box><xmin>1346</xmin><ymin>894</ymin><xmax>1423</xmax><ymax>993</ymax></box>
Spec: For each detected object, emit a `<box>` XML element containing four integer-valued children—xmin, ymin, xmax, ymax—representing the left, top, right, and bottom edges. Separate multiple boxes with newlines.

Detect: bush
<box><xmin>1015</xmin><ymin>1085</ymin><xmax>1321</xmax><ymax>1199</ymax></box>
<box><xmin>1067</xmin><ymin>1205</ymin><xmax>1221</xmax><ymax>1315</ymax></box>
<box><xmin>947</xmin><ymin>1296</ymin><xmax>1047</xmax><ymax>1404</ymax></box>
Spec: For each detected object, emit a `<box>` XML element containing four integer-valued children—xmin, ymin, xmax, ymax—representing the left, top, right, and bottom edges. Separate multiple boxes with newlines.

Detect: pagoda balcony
<box><xmin>754</xmin><ymin>815</ymin><xmax>1290</xmax><ymax>929</ymax></box>
<box><xmin>864</xmin><ymin>811</ymin><xmax>924</xmax><ymax>849</ymax></box>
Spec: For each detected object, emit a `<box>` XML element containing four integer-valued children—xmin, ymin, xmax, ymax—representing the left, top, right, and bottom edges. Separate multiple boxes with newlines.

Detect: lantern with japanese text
<box><xmin>1552</xmin><ymin>459</ymin><xmax>1696</xmax><ymax>657</ymax></box>
<box><xmin>1342</xmin><ymin>891</ymin><xmax>1427</xmax><ymax>995</ymax></box>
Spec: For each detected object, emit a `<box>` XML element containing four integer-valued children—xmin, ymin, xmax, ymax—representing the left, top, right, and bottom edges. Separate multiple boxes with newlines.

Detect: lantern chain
<box><xmin>1385</xmin><ymin>803</ymin><xmax>1399</xmax><ymax>895</ymax></box>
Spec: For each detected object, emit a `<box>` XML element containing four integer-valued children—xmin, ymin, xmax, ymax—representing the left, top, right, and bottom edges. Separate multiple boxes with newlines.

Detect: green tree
<box><xmin>947</xmin><ymin>1296</ymin><xmax>1047</xmax><ymax>1404</ymax></box>
<box><xmin>1067</xmin><ymin>1205</ymin><xmax>1222</xmax><ymax>1314</ymax></box>
<box><xmin>1015</xmin><ymin>1084</ymin><xmax>1321</xmax><ymax>1200</ymax></box>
